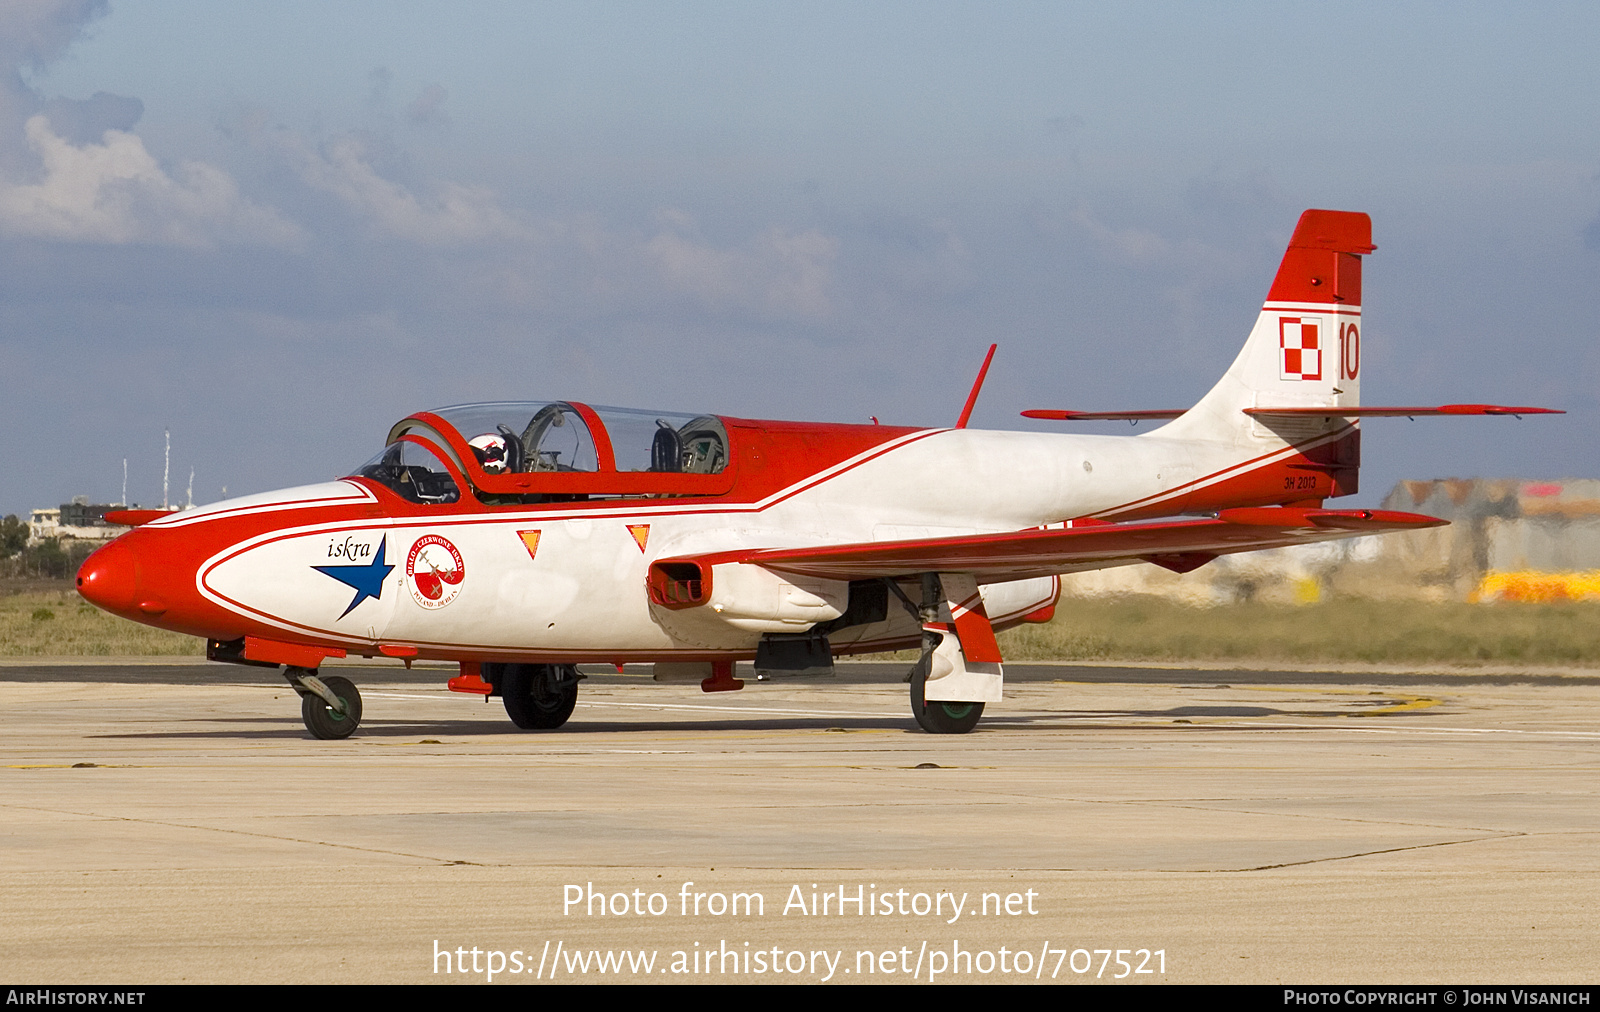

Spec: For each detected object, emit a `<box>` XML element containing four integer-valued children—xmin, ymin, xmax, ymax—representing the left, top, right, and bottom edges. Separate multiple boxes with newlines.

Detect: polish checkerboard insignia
<box><xmin>1279</xmin><ymin>316</ymin><xmax>1323</xmax><ymax>381</ymax></box>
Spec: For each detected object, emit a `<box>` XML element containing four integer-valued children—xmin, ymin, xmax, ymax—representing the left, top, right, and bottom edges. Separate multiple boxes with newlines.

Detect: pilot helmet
<box><xmin>468</xmin><ymin>433</ymin><xmax>509</xmax><ymax>474</ymax></box>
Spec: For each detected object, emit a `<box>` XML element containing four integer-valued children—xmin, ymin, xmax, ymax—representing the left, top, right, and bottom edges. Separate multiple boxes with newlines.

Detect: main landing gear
<box><xmin>909</xmin><ymin>647</ymin><xmax>985</xmax><ymax>735</ymax></box>
<box><xmin>285</xmin><ymin>666</ymin><xmax>363</xmax><ymax>739</ymax></box>
<box><xmin>485</xmin><ymin>662</ymin><xmax>580</xmax><ymax>730</ymax></box>
<box><xmin>897</xmin><ymin>574</ymin><xmax>986</xmax><ymax>735</ymax></box>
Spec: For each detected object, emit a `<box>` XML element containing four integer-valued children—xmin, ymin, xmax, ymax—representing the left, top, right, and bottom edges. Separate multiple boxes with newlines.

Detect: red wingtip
<box><xmin>103</xmin><ymin>509</ymin><xmax>174</xmax><ymax>527</ymax></box>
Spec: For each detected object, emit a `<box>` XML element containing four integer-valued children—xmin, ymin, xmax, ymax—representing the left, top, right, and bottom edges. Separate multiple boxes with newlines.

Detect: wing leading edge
<box><xmin>702</xmin><ymin>507</ymin><xmax>1445</xmax><ymax>584</ymax></box>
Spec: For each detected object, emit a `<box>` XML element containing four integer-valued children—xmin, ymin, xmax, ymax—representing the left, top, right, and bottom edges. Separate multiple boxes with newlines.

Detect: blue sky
<box><xmin>2</xmin><ymin>1</ymin><xmax>1597</xmax><ymax>513</ymax></box>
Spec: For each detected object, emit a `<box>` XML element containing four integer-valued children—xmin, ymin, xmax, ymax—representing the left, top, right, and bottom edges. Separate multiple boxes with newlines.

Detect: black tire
<box><xmin>302</xmin><ymin>675</ymin><xmax>362</xmax><ymax>739</ymax></box>
<box><xmin>910</xmin><ymin>653</ymin><xmax>984</xmax><ymax>734</ymax></box>
<box><xmin>502</xmin><ymin>663</ymin><xmax>579</xmax><ymax>730</ymax></box>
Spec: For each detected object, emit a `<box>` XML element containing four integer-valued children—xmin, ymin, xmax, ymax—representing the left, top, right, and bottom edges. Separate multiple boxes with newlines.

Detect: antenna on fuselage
<box><xmin>955</xmin><ymin>344</ymin><xmax>998</xmax><ymax>429</ymax></box>
<box><xmin>162</xmin><ymin>429</ymin><xmax>170</xmax><ymax>510</ymax></box>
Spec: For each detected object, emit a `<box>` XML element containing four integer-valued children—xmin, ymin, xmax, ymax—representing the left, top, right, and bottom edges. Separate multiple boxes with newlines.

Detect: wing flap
<box><xmin>718</xmin><ymin>507</ymin><xmax>1444</xmax><ymax>583</ymax></box>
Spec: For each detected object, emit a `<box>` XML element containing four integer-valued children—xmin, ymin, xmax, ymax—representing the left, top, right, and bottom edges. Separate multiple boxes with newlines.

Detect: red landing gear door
<box><xmin>922</xmin><ymin>573</ymin><xmax>1004</xmax><ymax>703</ymax></box>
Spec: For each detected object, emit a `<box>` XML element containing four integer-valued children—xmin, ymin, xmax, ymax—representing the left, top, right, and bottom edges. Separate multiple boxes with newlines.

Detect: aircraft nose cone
<box><xmin>77</xmin><ymin>539</ymin><xmax>139</xmax><ymax>616</ymax></box>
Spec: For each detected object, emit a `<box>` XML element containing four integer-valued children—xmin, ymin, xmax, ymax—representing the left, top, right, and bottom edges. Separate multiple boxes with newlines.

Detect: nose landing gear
<box><xmin>284</xmin><ymin>666</ymin><xmax>363</xmax><ymax>739</ymax></box>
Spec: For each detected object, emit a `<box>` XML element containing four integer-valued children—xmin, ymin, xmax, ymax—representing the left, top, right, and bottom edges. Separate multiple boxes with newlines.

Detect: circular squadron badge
<box><xmin>406</xmin><ymin>534</ymin><xmax>465</xmax><ymax>609</ymax></box>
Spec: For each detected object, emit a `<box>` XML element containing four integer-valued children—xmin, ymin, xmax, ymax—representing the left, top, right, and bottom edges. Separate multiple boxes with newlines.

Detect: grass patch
<box><xmin>8</xmin><ymin>581</ymin><xmax>1600</xmax><ymax>667</ymax></box>
<box><xmin>0</xmin><ymin>588</ymin><xmax>203</xmax><ymax>656</ymax></box>
<box><xmin>998</xmin><ymin>596</ymin><xmax>1600</xmax><ymax>666</ymax></box>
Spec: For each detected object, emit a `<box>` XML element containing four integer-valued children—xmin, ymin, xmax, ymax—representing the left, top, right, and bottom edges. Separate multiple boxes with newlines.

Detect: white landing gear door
<box><xmin>921</xmin><ymin>572</ymin><xmax>1004</xmax><ymax>703</ymax></box>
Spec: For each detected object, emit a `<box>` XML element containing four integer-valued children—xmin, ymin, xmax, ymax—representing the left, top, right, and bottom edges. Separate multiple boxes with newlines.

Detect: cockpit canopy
<box><xmin>353</xmin><ymin>401</ymin><xmax>732</xmax><ymax>505</ymax></box>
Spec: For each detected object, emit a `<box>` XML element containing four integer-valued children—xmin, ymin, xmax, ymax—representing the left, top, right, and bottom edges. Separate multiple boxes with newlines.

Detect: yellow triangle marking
<box><xmin>627</xmin><ymin>524</ymin><xmax>650</xmax><ymax>553</ymax></box>
<box><xmin>517</xmin><ymin>530</ymin><xmax>541</xmax><ymax>561</ymax></box>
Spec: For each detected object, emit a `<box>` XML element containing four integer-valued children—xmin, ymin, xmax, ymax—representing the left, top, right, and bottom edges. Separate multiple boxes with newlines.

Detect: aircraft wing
<box><xmin>722</xmin><ymin>507</ymin><xmax>1444</xmax><ymax>584</ymax></box>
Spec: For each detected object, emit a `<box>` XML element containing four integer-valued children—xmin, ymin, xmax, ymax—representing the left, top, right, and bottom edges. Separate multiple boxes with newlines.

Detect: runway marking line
<box><xmin>1227</xmin><ymin>684</ymin><xmax>1444</xmax><ymax>716</ymax></box>
<box><xmin>1144</xmin><ymin>721</ymin><xmax>1600</xmax><ymax>739</ymax></box>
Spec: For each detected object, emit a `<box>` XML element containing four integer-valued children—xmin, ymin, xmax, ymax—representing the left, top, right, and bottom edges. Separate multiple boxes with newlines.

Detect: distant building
<box><xmin>1381</xmin><ymin>479</ymin><xmax>1600</xmax><ymax>602</ymax></box>
<box><xmin>1058</xmin><ymin>479</ymin><xmax>1600</xmax><ymax>604</ymax></box>
<box><xmin>26</xmin><ymin>508</ymin><xmax>59</xmax><ymax>541</ymax></box>
<box><xmin>27</xmin><ymin>496</ymin><xmax>126</xmax><ymax>546</ymax></box>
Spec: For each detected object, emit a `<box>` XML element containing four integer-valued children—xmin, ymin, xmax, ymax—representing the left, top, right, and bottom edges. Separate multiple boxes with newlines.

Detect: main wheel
<box><xmin>302</xmin><ymin>675</ymin><xmax>362</xmax><ymax>739</ymax></box>
<box><xmin>501</xmin><ymin>663</ymin><xmax>579</xmax><ymax>730</ymax></box>
<box><xmin>910</xmin><ymin>654</ymin><xmax>984</xmax><ymax>734</ymax></box>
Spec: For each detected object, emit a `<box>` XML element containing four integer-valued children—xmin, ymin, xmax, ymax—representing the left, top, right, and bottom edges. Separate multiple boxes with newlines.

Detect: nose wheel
<box><xmin>285</xmin><ymin>666</ymin><xmax>363</xmax><ymax>739</ymax></box>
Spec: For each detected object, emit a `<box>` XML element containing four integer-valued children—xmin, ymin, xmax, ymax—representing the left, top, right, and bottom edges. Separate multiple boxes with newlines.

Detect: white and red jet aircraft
<box><xmin>77</xmin><ymin>210</ymin><xmax>1557</xmax><ymax>738</ymax></box>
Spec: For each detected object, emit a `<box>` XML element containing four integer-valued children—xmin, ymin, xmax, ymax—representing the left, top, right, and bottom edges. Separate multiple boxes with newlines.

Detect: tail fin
<box><xmin>1160</xmin><ymin>209</ymin><xmax>1373</xmax><ymax>495</ymax></box>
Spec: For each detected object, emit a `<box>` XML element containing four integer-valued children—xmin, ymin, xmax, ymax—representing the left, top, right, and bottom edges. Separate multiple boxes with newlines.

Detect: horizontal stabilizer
<box><xmin>1021</xmin><ymin>409</ymin><xmax>1184</xmax><ymax>421</ymax></box>
<box><xmin>1214</xmin><ymin>506</ymin><xmax>1444</xmax><ymax>530</ymax></box>
<box><xmin>1242</xmin><ymin>403</ymin><xmax>1564</xmax><ymax>418</ymax></box>
<box><xmin>660</xmin><ymin>508</ymin><xmax>1445</xmax><ymax>585</ymax></box>
<box><xmin>1023</xmin><ymin>404</ymin><xmax>1561</xmax><ymax>422</ymax></box>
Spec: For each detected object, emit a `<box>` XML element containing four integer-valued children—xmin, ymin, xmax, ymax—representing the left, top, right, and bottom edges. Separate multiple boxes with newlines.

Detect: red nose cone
<box><xmin>77</xmin><ymin>539</ymin><xmax>139</xmax><ymax>616</ymax></box>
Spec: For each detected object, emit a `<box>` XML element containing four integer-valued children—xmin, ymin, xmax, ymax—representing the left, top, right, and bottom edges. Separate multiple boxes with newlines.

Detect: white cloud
<box><xmin>1069</xmin><ymin>205</ymin><xmax>1172</xmax><ymax>265</ymax></box>
<box><xmin>644</xmin><ymin>214</ymin><xmax>838</xmax><ymax>318</ymax></box>
<box><xmin>0</xmin><ymin>115</ymin><xmax>301</xmax><ymax>247</ymax></box>
<box><xmin>281</xmin><ymin>131</ymin><xmax>525</xmax><ymax>244</ymax></box>
<box><xmin>0</xmin><ymin>3</ymin><xmax>295</xmax><ymax>249</ymax></box>
<box><xmin>450</xmin><ymin>207</ymin><xmax>841</xmax><ymax>322</ymax></box>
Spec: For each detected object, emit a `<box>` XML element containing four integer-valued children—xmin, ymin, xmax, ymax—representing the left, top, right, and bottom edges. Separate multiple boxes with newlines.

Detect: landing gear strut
<box><xmin>285</xmin><ymin>666</ymin><xmax>363</xmax><ymax>739</ymax></box>
<box><xmin>487</xmin><ymin>662</ymin><xmax>580</xmax><ymax>730</ymax></box>
<box><xmin>904</xmin><ymin>574</ymin><xmax>985</xmax><ymax>734</ymax></box>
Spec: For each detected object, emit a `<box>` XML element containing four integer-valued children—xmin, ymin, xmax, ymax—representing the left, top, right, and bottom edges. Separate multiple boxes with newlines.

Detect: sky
<box><xmin>1</xmin><ymin>1</ymin><xmax>1597</xmax><ymax>515</ymax></box>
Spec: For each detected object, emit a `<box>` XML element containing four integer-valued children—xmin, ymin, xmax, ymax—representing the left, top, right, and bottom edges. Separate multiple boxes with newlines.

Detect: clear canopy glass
<box><xmin>351</xmin><ymin>400</ymin><xmax>731</xmax><ymax>504</ymax></box>
<box><xmin>353</xmin><ymin>441</ymin><xmax>461</xmax><ymax>504</ymax></box>
<box><xmin>425</xmin><ymin>401</ymin><xmax>728</xmax><ymax>476</ymax></box>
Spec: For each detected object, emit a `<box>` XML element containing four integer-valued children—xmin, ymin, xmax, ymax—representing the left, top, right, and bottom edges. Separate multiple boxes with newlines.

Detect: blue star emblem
<box><xmin>313</xmin><ymin>536</ymin><xmax>395</xmax><ymax>618</ymax></box>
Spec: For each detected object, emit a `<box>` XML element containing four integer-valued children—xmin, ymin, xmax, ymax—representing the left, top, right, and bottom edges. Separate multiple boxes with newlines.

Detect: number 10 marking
<box><xmin>1340</xmin><ymin>321</ymin><xmax>1360</xmax><ymax>380</ymax></box>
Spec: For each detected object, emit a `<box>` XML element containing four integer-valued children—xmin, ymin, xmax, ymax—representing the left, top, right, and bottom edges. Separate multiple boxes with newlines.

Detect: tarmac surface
<box><xmin>1</xmin><ymin>658</ymin><xmax>1597</xmax><ymax>984</ymax></box>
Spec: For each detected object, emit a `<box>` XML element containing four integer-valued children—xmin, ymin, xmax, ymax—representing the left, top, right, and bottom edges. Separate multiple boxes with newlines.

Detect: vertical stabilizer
<box><xmin>1160</xmin><ymin>209</ymin><xmax>1373</xmax><ymax>495</ymax></box>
